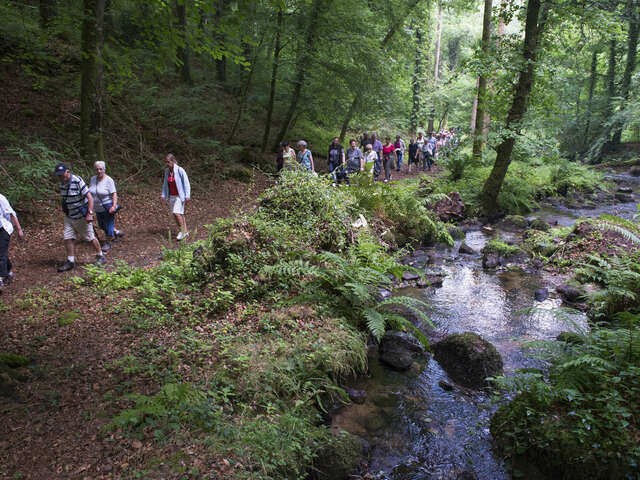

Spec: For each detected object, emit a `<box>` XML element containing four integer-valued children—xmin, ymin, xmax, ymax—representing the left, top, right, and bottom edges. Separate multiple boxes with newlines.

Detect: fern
<box><xmin>594</xmin><ymin>220</ymin><xmax>640</xmax><ymax>244</ymax></box>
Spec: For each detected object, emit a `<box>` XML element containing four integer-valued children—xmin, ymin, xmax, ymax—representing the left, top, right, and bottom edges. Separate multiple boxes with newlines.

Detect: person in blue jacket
<box><xmin>161</xmin><ymin>153</ymin><xmax>191</xmax><ymax>241</ymax></box>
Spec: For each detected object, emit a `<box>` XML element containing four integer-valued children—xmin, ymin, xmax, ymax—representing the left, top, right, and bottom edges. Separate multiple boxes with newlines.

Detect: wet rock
<box><xmin>556</xmin><ymin>331</ymin><xmax>585</xmax><ymax>345</ymax></box>
<box><xmin>482</xmin><ymin>253</ymin><xmax>500</xmax><ymax>269</ymax></box>
<box><xmin>438</xmin><ymin>380</ymin><xmax>454</xmax><ymax>391</ymax></box>
<box><xmin>617</xmin><ymin>186</ymin><xmax>633</xmax><ymax>194</ymax></box>
<box><xmin>379</xmin><ymin>331</ymin><xmax>427</xmax><ymax>371</ymax></box>
<box><xmin>481</xmin><ymin>225</ymin><xmax>494</xmax><ymax>234</ymax></box>
<box><xmin>556</xmin><ymin>282</ymin><xmax>586</xmax><ymax>303</ymax></box>
<box><xmin>502</xmin><ymin>214</ymin><xmax>528</xmax><ymax>230</ymax></box>
<box><xmin>534</xmin><ymin>288</ymin><xmax>549</xmax><ymax>302</ymax></box>
<box><xmin>313</xmin><ymin>431</ymin><xmax>364</xmax><ymax>480</ymax></box>
<box><xmin>447</xmin><ymin>226</ymin><xmax>466</xmax><ymax>240</ymax></box>
<box><xmin>347</xmin><ymin>388</ymin><xmax>367</xmax><ymax>405</ymax></box>
<box><xmin>376</xmin><ymin>288</ymin><xmax>392</xmax><ymax>300</ymax></box>
<box><xmin>530</xmin><ymin>218</ymin><xmax>551</xmax><ymax>231</ymax></box>
<box><xmin>416</xmin><ymin>278</ymin><xmax>428</xmax><ymax>288</ymax></box>
<box><xmin>429</xmin><ymin>191</ymin><xmax>465</xmax><ymax>222</ymax></box>
<box><xmin>458</xmin><ymin>242</ymin><xmax>475</xmax><ymax>255</ymax></box>
<box><xmin>531</xmin><ymin>258</ymin><xmax>544</xmax><ymax>269</ymax></box>
<box><xmin>615</xmin><ymin>192</ymin><xmax>635</xmax><ymax>203</ymax></box>
<box><xmin>402</xmin><ymin>271</ymin><xmax>420</xmax><ymax>281</ymax></box>
<box><xmin>433</xmin><ymin>332</ymin><xmax>504</xmax><ymax>389</ymax></box>
<box><xmin>424</xmin><ymin>268</ymin><xmax>446</xmax><ymax>288</ymax></box>
<box><xmin>630</xmin><ymin>165</ymin><xmax>640</xmax><ymax>177</ymax></box>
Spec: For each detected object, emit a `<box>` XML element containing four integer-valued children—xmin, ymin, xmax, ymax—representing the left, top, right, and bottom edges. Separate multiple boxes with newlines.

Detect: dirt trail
<box><xmin>1</xmin><ymin>177</ymin><xmax>271</xmax><ymax>301</ymax></box>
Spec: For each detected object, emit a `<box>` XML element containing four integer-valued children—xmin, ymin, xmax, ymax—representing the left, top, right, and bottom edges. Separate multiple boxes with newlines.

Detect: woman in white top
<box><xmin>363</xmin><ymin>144</ymin><xmax>378</xmax><ymax>177</ymax></box>
<box><xmin>89</xmin><ymin>161</ymin><xmax>123</xmax><ymax>252</ymax></box>
<box><xmin>0</xmin><ymin>193</ymin><xmax>24</xmax><ymax>288</ymax></box>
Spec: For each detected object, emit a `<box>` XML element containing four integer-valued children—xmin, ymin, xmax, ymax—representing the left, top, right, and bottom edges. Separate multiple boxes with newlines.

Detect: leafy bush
<box><xmin>3</xmin><ymin>142</ymin><xmax>61</xmax><ymax>205</ymax></box>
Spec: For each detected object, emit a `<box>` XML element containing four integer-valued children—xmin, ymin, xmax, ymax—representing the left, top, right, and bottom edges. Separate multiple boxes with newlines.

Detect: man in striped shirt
<box><xmin>54</xmin><ymin>163</ymin><xmax>105</xmax><ymax>271</ymax></box>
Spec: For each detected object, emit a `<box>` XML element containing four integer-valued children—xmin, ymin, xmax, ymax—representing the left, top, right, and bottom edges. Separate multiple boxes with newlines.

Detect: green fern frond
<box><xmin>594</xmin><ymin>220</ymin><xmax>640</xmax><ymax>244</ymax></box>
<box><xmin>364</xmin><ymin>309</ymin><xmax>387</xmax><ymax>341</ymax></box>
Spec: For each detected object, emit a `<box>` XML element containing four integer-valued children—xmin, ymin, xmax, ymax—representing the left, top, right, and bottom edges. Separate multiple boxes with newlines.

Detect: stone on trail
<box><xmin>433</xmin><ymin>332</ymin><xmax>504</xmax><ymax>389</ymax></box>
<box><xmin>379</xmin><ymin>331</ymin><xmax>427</xmax><ymax>371</ymax></box>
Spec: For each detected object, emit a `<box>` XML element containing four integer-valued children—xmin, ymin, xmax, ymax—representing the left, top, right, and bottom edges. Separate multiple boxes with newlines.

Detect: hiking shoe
<box><xmin>57</xmin><ymin>261</ymin><xmax>75</xmax><ymax>272</ymax></box>
<box><xmin>176</xmin><ymin>231</ymin><xmax>189</xmax><ymax>241</ymax></box>
<box><xmin>94</xmin><ymin>255</ymin><xmax>106</xmax><ymax>266</ymax></box>
<box><xmin>115</xmin><ymin>230</ymin><xmax>124</xmax><ymax>238</ymax></box>
<box><xmin>101</xmin><ymin>242</ymin><xmax>111</xmax><ymax>252</ymax></box>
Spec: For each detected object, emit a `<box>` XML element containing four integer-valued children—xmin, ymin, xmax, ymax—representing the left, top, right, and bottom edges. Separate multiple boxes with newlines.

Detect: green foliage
<box><xmin>3</xmin><ymin>142</ymin><xmax>61</xmax><ymax>205</ymax></box>
<box><xmin>0</xmin><ymin>353</ymin><xmax>30</xmax><ymax>368</ymax></box>
<box><xmin>483</xmin><ymin>239</ymin><xmax>521</xmax><ymax>256</ymax></box>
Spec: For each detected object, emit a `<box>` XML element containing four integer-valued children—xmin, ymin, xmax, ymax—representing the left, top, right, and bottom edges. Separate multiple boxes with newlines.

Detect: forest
<box><xmin>0</xmin><ymin>0</ymin><xmax>639</xmax><ymax>479</ymax></box>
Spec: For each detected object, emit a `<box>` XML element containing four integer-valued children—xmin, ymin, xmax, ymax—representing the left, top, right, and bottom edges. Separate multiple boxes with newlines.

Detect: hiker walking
<box><xmin>89</xmin><ymin>161</ymin><xmax>123</xmax><ymax>252</ymax></box>
<box><xmin>408</xmin><ymin>138</ymin><xmax>418</xmax><ymax>174</ymax></box>
<box><xmin>55</xmin><ymin>163</ymin><xmax>105</xmax><ymax>272</ymax></box>
<box><xmin>363</xmin><ymin>144</ymin><xmax>377</xmax><ymax>177</ymax></box>
<box><xmin>370</xmin><ymin>134</ymin><xmax>383</xmax><ymax>180</ymax></box>
<box><xmin>382</xmin><ymin>137</ymin><xmax>396</xmax><ymax>182</ymax></box>
<box><xmin>0</xmin><ymin>193</ymin><xmax>24</xmax><ymax>289</ymax></box>
<box><xmin>161</xmin><ymin>153</ymin><xmax>191</xmax><ymax>241</ymax></box>
<box><xmin>345</xmin><ymin>139</ymin><xmax>364</xmax><ymax>183</ymax></box>
<box><xmin>297</xmin><ymin>141</ymin><xmax>315</xmax><ymax>172</ymax></box>
<box><xmin>394</xmin><ymin>135</ymin><xmax>406</xmax><ymax>172</ymax></box>
<box><xmin>327</xmin><ymin>137</ymin><xmax>345</xmax><ymax>180</ymax></box>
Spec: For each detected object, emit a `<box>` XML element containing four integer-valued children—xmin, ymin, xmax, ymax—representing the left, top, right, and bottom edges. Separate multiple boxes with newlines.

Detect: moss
<box><xmin>313</xmin><ymin>432</ymin><xmax>363</xmax><ymax>480</ymax></box>
<box><xmin>504</xmin><ymin>215</ymin><xmax>528</xmax><ymax>229</ymax></box>
<box><xmin>58</xmin><ymin>311</ymin><xmax>81</xmax><ymax>326</ymax></box>
<box><xmin>0</xmin><ymin>352</ymin><xmax>30</xmax><ymax>368</ymax></box>
<box><xmin>530</xmin><ymin>218</ymin><xmax>551</xmax><ymax>231</ymax></box>
<box><xmin>483</xmin><ymin>240</ymin><xmax>521</xmax><ymax>257</ymax></box>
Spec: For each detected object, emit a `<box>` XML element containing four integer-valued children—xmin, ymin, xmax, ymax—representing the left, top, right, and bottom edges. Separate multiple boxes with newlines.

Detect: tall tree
<box><xmin>215</xmin><ymin>0</ymin><xmax>228</xmax><ymax>83</ymax></box>
<box><xmin>480</xmin><ymin>0</ymin><xmax>550</xmax><ymax>213</ymax></box>
<box><xmin>273</xmin><ymin>0</ymin><xmax>325</xmax><ymax>150</ymax></box>
<box><xmin>175</xmin><ymin>0</ymin><xmax>192</xmax><ymax>84</ymax></box>
<box><xmin>39</xmin><ymin>0</ymin><xmax>56</xmax><ymax>29</ymax></box>
<box><xmin>472</xmin><ymin>0</ymin><xmax>493</xmax><ymax>160</ymax></box>
<box><xmin>583</xmin><ymin>46</ymin><xmax>599</xmax><ymax>146</ymax></box>
<box><xmin>262</xmin><ymin>6</ymin><xmax>284</xmax><ymax>152</ymax></box>
<box><xmin>612</xmin><ymin>0</ymin><xmax>639</xmax><ymax>144</ymax></box>
<box><xmin>80</xmin><ymin>0</ymin><xmax>105</xmax><ymax>164</ymax></box>
<box><xmin>410</xmin><ymin>25</ymin><xmax>427</xmax><ymax>134</ymax></box>
<box><xmin>427</xmin><ymin>0</ymin><xmax>443</xmax><ymax>133</ymax></box>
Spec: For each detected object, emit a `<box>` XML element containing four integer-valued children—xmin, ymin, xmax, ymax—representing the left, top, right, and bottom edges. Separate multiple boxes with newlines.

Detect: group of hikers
<box><xmin>0</xmin><ymin>129</ymin><xmax>459</xmax><ymax>291</ymax></box>
<box><xmin>0</xmin><ymin>154</ymin><xmax>191</xmax><ymax>290</ymax></box>
<box><xmin>277</xmin><ymin>129</ymin><xmax>459</xmax><ymax>184</ymax></box>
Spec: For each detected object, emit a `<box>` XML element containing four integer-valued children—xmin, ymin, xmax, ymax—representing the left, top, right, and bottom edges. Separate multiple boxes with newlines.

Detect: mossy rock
<box><xmin>530</xmin><ymin>218</ymin><xmax>551</xmax><ymax>231</ymax></box>
<box><xmin>0</xmin><ymin>352</ymin><xmax>30</xmax><ymax>368</ymax></box>
<box><xmin>503</xmin><ymin>215</ymin><xmax>528</xmax><ymax>229</ymax></box>
<box><xmin>482</xmin><ymin>240</ymin><xmax>521</xmax><ymax>257</ymax></box>
<box><xmin>433</xmin><ymin>332</ymin><xmax>503</xmax><ymax>389</ymax></box>
<box><xmin>556</xmin><ymin>331</ymin><xmax>585</xmax><ymax>345</ymax></box>
<box><xmin>313</xmin><ymin>432</ymin><xmax>364</xmax><ymax>480</ymax></box>
<box><xmin>58</xmin><ymin>311</ymin><xmax>81</xmax><ymax>326</ymax></box>
<box><xmin>629</xmin><ymin>165</ymin><xmax>640</xmax><ymax>177</ymax></box>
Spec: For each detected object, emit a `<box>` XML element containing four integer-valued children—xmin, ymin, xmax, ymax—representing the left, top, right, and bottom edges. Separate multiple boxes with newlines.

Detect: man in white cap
<box><xmin>54</xmin><ymin>163</ymin><xmax>105</xmax><ymax>271</ymax></box>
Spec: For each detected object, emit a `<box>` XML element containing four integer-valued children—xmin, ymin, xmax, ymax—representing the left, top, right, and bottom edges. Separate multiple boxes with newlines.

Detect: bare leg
<box><xmin>173</xmin><ymin>213</ymin><xmax>187</xmax><ymax>233</ymax></box>
<box><xmin>91</xmin><ymin>237</ymin><xmax>102</xmax><ymax>255</ymax></box>
<box><xmin>65</xmin><ymin>239</ymin><xmax>75</xmax><ymax>258</ymax></box>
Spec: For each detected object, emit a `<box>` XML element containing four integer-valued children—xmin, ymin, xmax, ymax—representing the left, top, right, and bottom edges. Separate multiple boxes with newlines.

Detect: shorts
<box><xmin>63</xmin><ymin>216</ymin><xmax>95</xmax><ymax>241</ymax></box>
<box><xmin>169</xmin><ymin>196</ymin><xmax>185</xmax><ymax>215</ymax></box>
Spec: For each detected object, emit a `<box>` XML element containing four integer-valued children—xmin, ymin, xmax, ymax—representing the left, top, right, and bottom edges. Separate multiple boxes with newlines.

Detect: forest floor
<box><xmin>0</xmin><ymin>165</ymin><xmax>442</xmax><ymax>479</ymax></box>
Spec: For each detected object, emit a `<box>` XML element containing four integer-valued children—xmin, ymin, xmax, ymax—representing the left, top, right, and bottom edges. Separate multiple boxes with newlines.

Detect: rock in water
<box><xmin>433</xmin><ymin>332</ymin><xmax>503</xmax><ymax>389</ymax></box>
<box><xmin>313</xmin><ymin>432</ymin><xmax>364</xmax><ymax>480</ymax></box>
<box><xmin>379</xmin><ymin>331</ymin><xmax>427</xmax><ymax>371</ymax></box>
<box><xmin>346</xmin><ymin>388</ymin><xmax>367</xmax><ymax>404</ymax></box>
<box><xmin>402</xmin><ymin>271</ymin><xmax>420</xmax><ymax>281</ymax></box>
<box><xmin>458</xmin><ymin>242</ymin><xmax>475</xmax><ymax>255</ymax></box>
<box><xmin>530</xmin><ymin>218</ymin><xmax>551</xmax><ymax>231</ymax></box>
<box><xmin>617</xmin><ymin>186</ymin><xmax>633</xmax><ymax>194</ymax></box>
<box><xmin>630</xmin><ymin>165</ymin><xmax>640</xmax><ymax>177</ymax></box>
<box><xmin>534</xmin><ymin>288</ymin><xmax>549</xmax><ymax>302</ymax></box>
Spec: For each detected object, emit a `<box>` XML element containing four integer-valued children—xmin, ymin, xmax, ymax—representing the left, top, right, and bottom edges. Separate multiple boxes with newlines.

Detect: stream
<box><xmin>330</xmin><ymin>174</ymin><xmax>638</xmax><ymax>480</ymax></box>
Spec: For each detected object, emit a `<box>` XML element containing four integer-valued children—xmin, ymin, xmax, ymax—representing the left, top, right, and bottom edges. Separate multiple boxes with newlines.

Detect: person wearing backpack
<box><xmin>0</xmin><ymin>193</ymin><xmax>24</xmax><ymax>289</ymax></box>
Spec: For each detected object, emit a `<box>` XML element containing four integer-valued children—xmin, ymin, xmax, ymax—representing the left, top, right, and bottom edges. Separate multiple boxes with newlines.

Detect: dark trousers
<box><xmin>383</xmin><ymin>155</ymin><xmax>394</xmax><ymax>180</ymax></box>
<box><xmin>423</xmin><ymin>152</ymin><xmax>433</xmax><ymax>170</ymax></box>
<box><xmin>0</xmin><ymin>227</ymin><xmax>12</xmax><ymax>278</ymax></box>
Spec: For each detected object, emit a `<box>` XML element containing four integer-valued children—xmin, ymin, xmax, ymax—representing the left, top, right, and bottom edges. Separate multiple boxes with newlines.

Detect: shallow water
<box><xmin>333</xmin><ymin>227</ymin><xmax>588</xmax><ymax>480</ymax></box>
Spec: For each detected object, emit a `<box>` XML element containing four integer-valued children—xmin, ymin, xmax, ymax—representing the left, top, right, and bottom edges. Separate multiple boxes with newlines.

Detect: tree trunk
<box><xmin>612</xmin><ymin>0</ymin><xmax>639</xmax><ymax>145</ymax></box>
<box><xmin>470</xmin><ymin>78</ymin><xmax>479</xmax><ymax>131</ymax></box>
<box><xmin>339</xmin><ymin>95</ymin><xmax>358</xmax><ymax>143</ymax></box>
<box><xmin>339</xmin><ymin>0</ymin><xmax>423</xmax><ymax>137</ymax></box>
<box><xmin>427</xmin><ymin>0</ymin><xmax>443</xmax><ymax>133</ymax></box>
<box><xmin>605</xmin><ymin>37</ymin><xmax>617</xmax><ymax>119</ymax></box>
<box><xmin>176</xmin><ymin>0</ymin><xmax>192</xmax><ymax>84</ymax></box>
<box><xmin>39</xmin><ymin>0</ymin><xmax>56</xmax><ymax>29</ymax></box>
<box><xmin>80</xmin><ymin>0</ymin><xmax>105</xmax><ymax>165</ymax></box>
<box><xmin>228</xmin><ymin>36</ymin><xmax>264</xmax><ymax>143</ymax></box>
<box><xmin>472</xmin><ymin>0</ymin><xmax>493</xmax><ymax>160</ymax></box>
<box><xmin>410</xmin><ymin>25</ymin><xmax>426</xmax><ymax>135</ymax></box>
<box><xmin>583</xmin><ymin>47</ymin><xmax>599</xmax><ymax>147</ymax></box>
<box><xmin>272</xmin><ymin>0</ymin><xmax>324</xmax><ymax>150</ymax></box>
<box><xmin>481</xmin><ymin>0</ymin><xmax>549</xmax><ymax>214</ymax></box>
<box><xmin>215</xmin><ymin>0</ymin><xmax>227</xmax><ymax>83</ymax></box>
<box><xmin>261</xmin><ymin>7</ymin><xmax>283</xmax><ymax>152</ymax></box>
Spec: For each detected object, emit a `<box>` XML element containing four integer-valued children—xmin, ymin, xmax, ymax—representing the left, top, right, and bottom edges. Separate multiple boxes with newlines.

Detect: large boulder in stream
<box><xmin>379</xmin><ymin>331</ymin><xmax>427</xmax><ymax>371</ymax></box>
<box><xmin>433</xmin><ymin>332</ymin><xmax>503</xmax><ymax>389</ymax></box>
